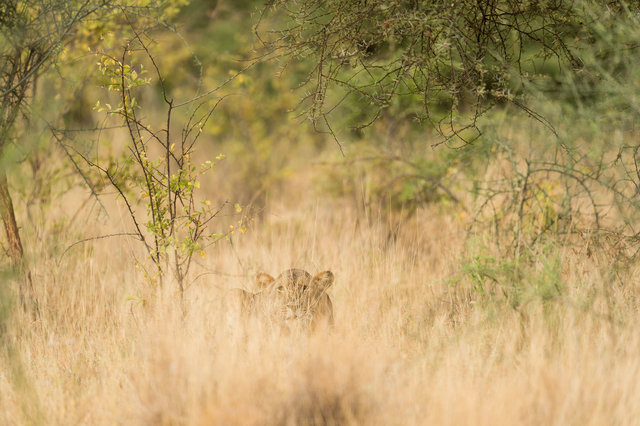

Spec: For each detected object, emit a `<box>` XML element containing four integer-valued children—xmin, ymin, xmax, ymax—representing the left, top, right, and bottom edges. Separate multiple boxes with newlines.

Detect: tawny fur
<box><xmin>231</xmin><ymin>268</ymin><xmax>334</xmax><ymax>330</ymax></box>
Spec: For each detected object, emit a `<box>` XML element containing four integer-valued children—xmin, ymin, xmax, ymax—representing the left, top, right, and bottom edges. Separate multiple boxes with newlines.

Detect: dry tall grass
<box><xmin>1</xmin><ymin>167</ymin><xmax>640</xmax><ymax>425</ymax></box>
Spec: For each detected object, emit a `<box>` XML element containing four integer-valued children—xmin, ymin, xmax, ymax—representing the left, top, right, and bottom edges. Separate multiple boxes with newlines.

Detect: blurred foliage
<box><xmin>459</xmin><ymin>239</ymin><xmax>564</xmax><ymax>310</ymax></box>
<box><xmin>5</xmin><ymin>0</ymin><xmax>640</xmax><ymax>278</ymax></box>
<box><xmin>476</xmin><ymin>4</ymin><xmax>640</xmax><ymax>245</ymax></box>
<box><xmin>0</xmin><ymin>0</ymin><xmax>194</xmax><ymax>257</ymax></box>
<box><xmin>261</xmin><ymin>0</ymin><xmax>591</xmax><ymax>143</ymax></box>
<box><xmin>308</xmin><ymin>2</ymin><xmax>640</xmax><ymax>248</ymax></box>
<box><xmin>114</xmin><ymin>0</ymin><xmax>325</xmax><ymax>208</ymax></box>
<box><xmin>0</xmin><ymin>1</ymin><xmax>194</xmax><ymax>313</ymax></box>
<box><xmin>314</xmin><ymin>119</ymin><xmax>478</xmax><ymax>215</ymax></box>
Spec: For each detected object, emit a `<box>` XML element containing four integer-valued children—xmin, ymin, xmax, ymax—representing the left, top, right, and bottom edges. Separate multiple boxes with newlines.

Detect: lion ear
<box><xmin>311</xmin><ymin>271</ymin><xmax>334</xmax><ymax>290</ymax></box>
<box><xmin>256</xmin><ymin>272</ymin><xmax>275</xmax><ymax>289</ymax></box>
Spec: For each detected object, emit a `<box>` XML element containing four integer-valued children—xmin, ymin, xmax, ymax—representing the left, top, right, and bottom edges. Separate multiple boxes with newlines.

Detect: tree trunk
<box><xmin>0</xmin><ymin>169</ymin><xmax>24</xmax><ymax>264</ymax></box>
<box><xmin>0</xmin><ymin>169</ymin><xmax>36</xmax><ymax>315</ymax></box>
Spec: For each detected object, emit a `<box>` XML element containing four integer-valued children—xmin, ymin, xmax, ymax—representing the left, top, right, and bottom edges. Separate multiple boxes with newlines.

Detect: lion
<box><xmin>230</xmin><ymin>269</ymin><xmax>334</xmax><ymax>330</ymax></box>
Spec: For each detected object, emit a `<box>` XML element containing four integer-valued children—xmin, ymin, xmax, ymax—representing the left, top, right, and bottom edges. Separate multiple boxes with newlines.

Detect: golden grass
<box><xmin>2</xmin><ymin>176</ymin><xmax>640</xmax><ymax>425</ymax></box>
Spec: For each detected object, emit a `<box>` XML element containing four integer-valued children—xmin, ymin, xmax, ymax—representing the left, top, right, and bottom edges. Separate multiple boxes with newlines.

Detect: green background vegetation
<box><xmin>0</xmin><ymin>0</ymin><xmax>638</xmax><ymax>309</ymax></box>
<box><xmin>0</xmin><ymin>0</ymin><xmax>639</xmax><ymax>310</ymax></box>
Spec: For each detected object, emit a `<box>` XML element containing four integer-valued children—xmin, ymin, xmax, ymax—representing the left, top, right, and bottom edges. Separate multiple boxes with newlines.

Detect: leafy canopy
<box><xmin>262</xmin><ymin>0</ymin><xmax>599</xmax><ymax>142</ymax></box>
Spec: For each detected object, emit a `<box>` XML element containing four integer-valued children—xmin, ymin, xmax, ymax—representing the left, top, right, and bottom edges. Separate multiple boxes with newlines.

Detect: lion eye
<box><xmin>276</xmin><ymin>286</ymin><xmax>284</xmax><ymax>292</ymax></box>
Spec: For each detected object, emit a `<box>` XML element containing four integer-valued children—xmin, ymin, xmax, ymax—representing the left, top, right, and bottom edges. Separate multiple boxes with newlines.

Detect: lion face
<box><xmin>254</xmin><ymin>269</ymin><xmax>335</xmax><ymax>330</ymax></box>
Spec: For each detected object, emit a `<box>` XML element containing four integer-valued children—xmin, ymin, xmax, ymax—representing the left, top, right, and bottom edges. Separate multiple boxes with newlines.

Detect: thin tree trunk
<box><xmin>0</xmin><ymin>169</ymin><xmax>37</xmax><ymax>315</ymax></box>
<box><xmin>0</xmin><ymin>169</ymin><xmax>24</xmax><ymax>264</ymax></box>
